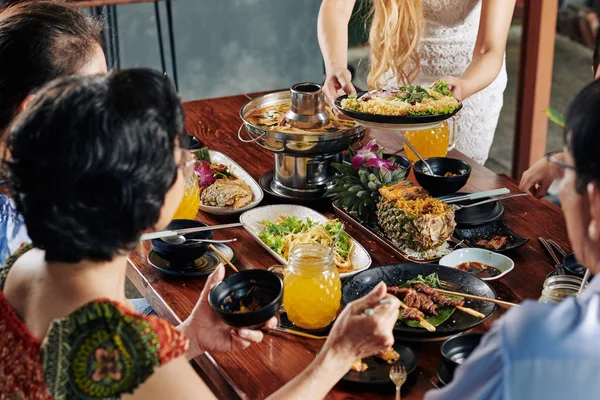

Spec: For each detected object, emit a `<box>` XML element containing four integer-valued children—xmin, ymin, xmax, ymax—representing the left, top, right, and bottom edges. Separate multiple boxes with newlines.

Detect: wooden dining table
<box><xmin>127</xmin><ymin>91</ymin><xmax>571</xmax><ymax>400</ymax></box>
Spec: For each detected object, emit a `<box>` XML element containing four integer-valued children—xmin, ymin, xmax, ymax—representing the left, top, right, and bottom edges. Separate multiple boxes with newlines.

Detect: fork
<box><xmin>389</xmin><ymin>361</ymin><xmax>407</xmax><ymax>400</ymax></box>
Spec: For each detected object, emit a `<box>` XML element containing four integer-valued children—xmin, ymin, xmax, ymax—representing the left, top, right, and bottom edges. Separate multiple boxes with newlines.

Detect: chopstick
<box><xmin>271</xmin><ymin>326</ymin><xmax>328</xmax><ymax>340</ymax></box>
<box><xmin>444</xmin><ymin>188</ymin><xmax>510</xmax><ymax>204</ymax></box>
<box><xmin>209</xmin><ymin>244</ymin><xmax>239</xmax><ymax>273</ymax></box>
<box><xmin>456</xmin><ymin>306</ymin><xmax>485</xmax><ymax>318</ymax></box>
<box><xmin>436</xmin><ymin>288</ymin><xmax>519</xmax><ymax>308</ymax></box>
<box><xmin>139</xmin><ymin>222</ymin><xmax>245</xmax><ymax>241</ymax></box>
<box><xmin>398</xmin><ymin>299</ymin><xmax>436</xmax><ymax>332</ymax></box>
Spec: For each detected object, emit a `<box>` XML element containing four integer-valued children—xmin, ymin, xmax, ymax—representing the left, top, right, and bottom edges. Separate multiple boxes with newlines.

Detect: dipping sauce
<box><xmin>456</xmin><ymin>261</ymin><xmax>501</xmax><ymax>278</ymax></box>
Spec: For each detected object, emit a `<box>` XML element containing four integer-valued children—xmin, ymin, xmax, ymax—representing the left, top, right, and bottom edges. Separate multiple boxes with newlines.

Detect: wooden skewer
<box><xmin>208</xmin><ymin>244</ymin><xmax>239</xmax><ymax>273</ymax></box>
<box><xmin>398</xmin><ymin>299</ymin><xmax>436</xmax><ymax>332</ymax></box>
<box><xmin>456</xmin><ymin>306</ymin><xmax>485</xmax><ymax>319</ymax></box>
<box><xmin>436</xmin><ymin>288</ymin><xmax>519</xmax><ymax>308</ymax></box>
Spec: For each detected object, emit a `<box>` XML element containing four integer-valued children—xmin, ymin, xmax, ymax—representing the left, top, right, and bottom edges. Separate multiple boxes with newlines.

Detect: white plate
<box><xmin>438</xmin><ymin>248</ymin><xmax>514</xmax><ymax>281</ymax></box>
<box><xmin>197</xmin><ymin>150</ymin><xmax>264</xmax><ymax>215</ymax></box>
<box><xmin>239</xmin><ymin>204</ymin><xmax>372</xmax><ymax>279</ymax></box>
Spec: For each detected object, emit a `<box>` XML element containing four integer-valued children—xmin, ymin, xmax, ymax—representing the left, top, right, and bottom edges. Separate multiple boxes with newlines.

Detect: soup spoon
<box><xmin>162</xmin><ymin>235</ymin><xmax>237</xmax><ymax>245</ymax></box>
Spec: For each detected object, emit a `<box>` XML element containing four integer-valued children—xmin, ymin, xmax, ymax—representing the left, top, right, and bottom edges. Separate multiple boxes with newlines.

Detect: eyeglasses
<box><xmin>545</xmin><ymin>152</ymin><xmax>575</xmax><ymax>171</ymax></box>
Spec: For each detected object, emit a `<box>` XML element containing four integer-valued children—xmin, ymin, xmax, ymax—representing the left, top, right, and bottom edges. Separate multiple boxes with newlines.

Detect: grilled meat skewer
<box><xmin>388</xmin><ymin>287</ymin><xmax>439</xmax><ymax>316</ymax></box>
<box><xmin>412</xmin><ymin>283</ymin><xmax>465</xmax><ymax>307</ymax></box>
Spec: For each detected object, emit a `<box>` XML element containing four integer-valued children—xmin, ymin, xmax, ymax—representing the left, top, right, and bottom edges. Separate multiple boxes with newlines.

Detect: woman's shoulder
<box><xmin>41</xmin><ymin>299</ymin><xmax>188</xmax><ymax>399</ymax></box>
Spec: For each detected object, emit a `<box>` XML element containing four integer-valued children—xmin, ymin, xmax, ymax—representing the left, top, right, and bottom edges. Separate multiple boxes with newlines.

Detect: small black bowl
<box><xmin>440</xmin><ymin>333</ymin><xmax>483</xmax><ymax>380</ymax></box>
<box><xmin>414</xmin><ymin>157</ymin><xmax>472</xmax><ymax>196</ymax></box>
<box><xmin>209</xmin><ymin>269</ymin><xmax>283</xmax><ymax>328</ymax></box>
<box><xmin>563</xmin><ymin>253</ymin><xmax>587</xmax><ymax>277</ymax></box>
<box><xmin>151</xmin><ymin>219</ymin><xmax>213</xmax><ymax>263</ymax></box>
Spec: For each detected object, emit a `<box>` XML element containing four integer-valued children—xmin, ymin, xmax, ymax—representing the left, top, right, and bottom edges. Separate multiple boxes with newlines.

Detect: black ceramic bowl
<box><xmin>440</xmin><ymin>333</ymin><xmax>483</xmax><ymax>380</ymax></box>
<box><xmin>209</xmin><ymin>269</ymin><xmax>283</xmax><ymax>328</ymax></box>
<box><xmin>414</xmin><ymin>157</ymin><xmax>472</xmax><ymax>196</ymax></box>
<box><xmin>151</xmin><ymin>220</ymin><xmax>213</xmax><ymax>263</ymax></box>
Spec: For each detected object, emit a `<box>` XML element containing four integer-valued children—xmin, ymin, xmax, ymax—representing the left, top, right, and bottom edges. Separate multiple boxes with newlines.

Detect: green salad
<box><xmin>258</xmin><ymin>216</ymin><xmax>355</xmax><ymax>270</ymax></box>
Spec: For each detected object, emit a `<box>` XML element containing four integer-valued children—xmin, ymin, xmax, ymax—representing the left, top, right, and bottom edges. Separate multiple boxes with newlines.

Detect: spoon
<box><xmin>398</xmin><ymin>132</ymin><xmax>439</xmax><ymax>176</ymax></box>
<box><xmin>162</xmin><ymin>235</ymin><xmax>237</xmax><ymax>245</ymax></box>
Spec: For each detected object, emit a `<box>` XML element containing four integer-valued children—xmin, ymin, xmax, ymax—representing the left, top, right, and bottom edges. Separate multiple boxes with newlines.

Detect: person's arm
<box><xmin>318</xmin><ymin>0</ymin><xmax>357</xmax><ymax>105</ymax></box>
<box><xmin>519</xmin><ymin>152</ymin><xmax>566</xmax><ymax>198</ymax></box>
<box><xmin>443</xmin><ymin>0</ymin><xmax>516</xmax><ymax>101</ymax></box>
<box><xmin>176</xmin><ymin>265</ymin><xmax>278</xmax><ymax>360</ymax></box>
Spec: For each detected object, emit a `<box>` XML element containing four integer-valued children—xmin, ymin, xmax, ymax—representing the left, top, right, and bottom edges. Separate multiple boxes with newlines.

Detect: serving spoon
<box><xmin>398</xmin><ymin>132</ymin><xmax>439</xmax><ymax>177</ymax></box>
<box><xmin>161</xmin><ymin>235</ymin><xmax>237</xmax><ymax>245</ymax></box>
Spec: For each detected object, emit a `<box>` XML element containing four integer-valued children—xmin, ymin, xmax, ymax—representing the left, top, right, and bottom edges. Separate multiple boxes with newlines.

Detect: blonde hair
<box><xmin>367</xmin><ymin>0</ymin><xmax>424</xmax><ymax>89</ymax></box>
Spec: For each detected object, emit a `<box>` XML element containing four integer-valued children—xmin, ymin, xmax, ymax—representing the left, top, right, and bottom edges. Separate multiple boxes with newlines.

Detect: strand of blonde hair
<box><xmin>367</xmin><ymin>0</ymin><xmax>424</xmax><ymax>89</ymax></box>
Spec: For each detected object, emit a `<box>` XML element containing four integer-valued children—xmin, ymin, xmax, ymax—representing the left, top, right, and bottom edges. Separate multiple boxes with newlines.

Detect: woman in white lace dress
<box><xmin>318</xmin><ymin>0</ymin><xmax>515</xmax><ymax>164</ymax></box>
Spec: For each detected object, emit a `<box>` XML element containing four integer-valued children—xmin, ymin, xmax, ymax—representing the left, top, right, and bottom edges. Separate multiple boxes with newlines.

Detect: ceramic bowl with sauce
<box><xmin>439</xmin><ymin>248</ymin><xmax>514</xmax><ymax>281</ymax></box>
<box><xmin>413</xmin><ymin>157</ymin><xmax>471</xmax><ymax>196</ymax></box>
<box><xmin>209</xmin><ymin>269</ymin><xmax>283</xmax><ymax>328</ymax></box>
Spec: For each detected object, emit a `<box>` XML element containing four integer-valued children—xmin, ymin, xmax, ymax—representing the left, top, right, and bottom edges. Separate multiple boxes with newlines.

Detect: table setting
<box><xmin>127</xmin><ymin>81</ymin><xmax>578</xmax><ymax>400</ymax></box>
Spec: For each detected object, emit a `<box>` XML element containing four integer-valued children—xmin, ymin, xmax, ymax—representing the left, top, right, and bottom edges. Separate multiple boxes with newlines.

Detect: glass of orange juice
<box><xmin>271</xmin><ymin>243</ymin><xmax>341</xmax><ymax>330</ymax></box>
<box><xmin>403</xmin><ymin>118</ymin><xmax>456</xmax><ymax>163</ymax></box>
<box><xmin>172</xmin><ymin>151</ymin><xmax>200</xmax><ymax>220</ymax></box>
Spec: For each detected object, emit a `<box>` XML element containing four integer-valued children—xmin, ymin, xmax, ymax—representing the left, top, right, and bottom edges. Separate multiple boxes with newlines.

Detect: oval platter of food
<box><xmin>195</xmin><ymin>148</ymin><xmax>264</xmax><ymax>215</ymax></box>
<box><xmin>342</xmin><ymin>264</ymin><xmax>497</xmax><ymax>340</ymax></box>
<box><xmin>334</xmin><ymin>81</ymin><xmax>462</xmax><ymax>131</ymax></box>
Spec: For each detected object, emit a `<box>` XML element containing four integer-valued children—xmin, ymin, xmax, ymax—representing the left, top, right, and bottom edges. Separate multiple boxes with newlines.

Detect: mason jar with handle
<box><xmin>403</xmin><ymin>118</ymin><xmax>457</xmax><ymax>162</ymax></box>
<box><xmin>269</xmin><ymin>243</ymin><xmax>342</xmax><ymax>330</ymax></box>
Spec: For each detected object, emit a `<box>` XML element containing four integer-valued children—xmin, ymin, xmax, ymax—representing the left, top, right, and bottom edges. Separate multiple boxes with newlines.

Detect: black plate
<box><xmin>147</xmin><ymin>244</ymin><xmax>235</xmax><ymax>277</ymax></box>
<box><xmin>436</xmin><ymin>361</ymin><xmax>452</xmax><ymax>387</ymax></box>
<box><xmin>342</xmin><ymin>342</ymin><xmax>418</xmax><ymax>385</ymax></box>
<box><xmin>455</xmin><ymin>220</ymin><xmax>529</xmax><ymax>253</ymax></box>
<box><xmin>342</xmin><ymin>264</ymin><xmax>497</xmax><ymax>340</ymax></box>
<box><xmin>438</xmin><ymin>193</ymin><xmax>505</xmax><ymax>227</ymax></box>
<box><xmin>335</xmin><ymin>92</ymin><xmax>463</xmax><ymax>124</ymax></box>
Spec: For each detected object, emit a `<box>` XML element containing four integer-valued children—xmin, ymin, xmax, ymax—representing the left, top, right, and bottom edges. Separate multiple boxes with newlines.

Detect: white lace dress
<box><xmin>372</xmin><ymin>0</ymin><xmax>507</xmax><ymax>164</ymax></box>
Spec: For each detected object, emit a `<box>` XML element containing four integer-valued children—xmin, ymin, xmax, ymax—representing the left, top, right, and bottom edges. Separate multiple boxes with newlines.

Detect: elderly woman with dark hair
<box><xmin>0</xmin><ymin>69</ymin><xmax>400</xmax><ymax>399</ymax></box>
<box><xmin>0</xmin><ymin>1</ymin><xmax>106</xmax><ymax>264</ymax></box>
<box><xmin>425</xmin><ymin>79</ymin><xmax>600</xmax><ymax>399</ymax></box>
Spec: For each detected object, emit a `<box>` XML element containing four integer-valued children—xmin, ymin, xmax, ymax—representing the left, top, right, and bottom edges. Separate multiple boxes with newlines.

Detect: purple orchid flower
<box><xmin>365</xmin><ymin>156</ymin><xmax>399</xmax><ymax>171</ymax></box>
<box><xmin>351</xmin><ymin>140</ymin><xmax>383</xmax><ymax>170</ymax></box>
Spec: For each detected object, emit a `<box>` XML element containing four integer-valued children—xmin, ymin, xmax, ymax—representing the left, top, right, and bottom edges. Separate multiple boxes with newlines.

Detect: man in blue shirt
<box><xmin>426</xmin><ymin>78</ymin><xmax>600</xmax><ymax>400</ymax></box>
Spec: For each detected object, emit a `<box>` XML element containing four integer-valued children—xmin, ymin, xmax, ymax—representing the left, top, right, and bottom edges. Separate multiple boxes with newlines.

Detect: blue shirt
<box><xmin>425</xmin><ymin>274</ymin><xmax>600</xmax><ymax>400</ymax></box>
<box><xmin>0</xmin><ymin>195</ymin><xmax>28</xmax><ymax>265</ymax></box>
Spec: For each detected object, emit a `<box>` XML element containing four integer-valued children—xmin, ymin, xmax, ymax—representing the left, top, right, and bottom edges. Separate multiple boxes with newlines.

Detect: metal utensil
<box><xmin>399</xmin><ymin>132</ymin><xmax>439</xmax><ymax>176</ymax></box>
<box><xmin>579</xmin><ymin>269</ymin><xmax>591</xmax><ymax>294</ymax></box>
<box><xmin>389</xmin><ymin>361</ymin><xmax>408</xmax><ymax>400</ymax></box>
<box><xmin>161</xmin><ymin>235</ymin><xmax>238</xmax><ymax>245</ymax></box>
<box><xmin>539</xmin><ymin>237</ymin><xmax>564</xmax><ymax>275</ymax></box>
<box><xmin>444</xmin><ymin>188</ymin><xmax>511</xmax><ymax>204</ymax></box>
<box><xmin>139</xmin><ymin>222</ymin><xmax>245</xmax><ymax>241</ymax></box>
<box><xmin>451</xmin><ymin>193</ymin><xmax>528</xmax><ymax>210</ymax></box>
<box><xmin>329</xmin><ymin>224</ymin><xmax>344</xmax><ymax>256</ymax></box>
<box><xmin>546</xmin><ymin>239</ymin><xmax>567</xmax><ymax>258</ymax></box>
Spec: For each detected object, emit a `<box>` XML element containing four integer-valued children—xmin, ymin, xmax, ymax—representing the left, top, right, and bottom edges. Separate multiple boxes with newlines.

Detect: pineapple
<box><xmin>328</xmin><ymin>162</ymin><xmax>409</xmax><ymax>224</ymax></box>
<box><xmin>376</xmin><ymin>183</ymin><xmax>455</xmax><ymax>252</ymax></box>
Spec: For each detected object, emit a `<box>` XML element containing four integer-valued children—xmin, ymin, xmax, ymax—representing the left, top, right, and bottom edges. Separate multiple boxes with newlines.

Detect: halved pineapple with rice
<box><xmin>376</xmin><ymin>183</ymin><xmax>456</xmax><ymax>258</ymax></box>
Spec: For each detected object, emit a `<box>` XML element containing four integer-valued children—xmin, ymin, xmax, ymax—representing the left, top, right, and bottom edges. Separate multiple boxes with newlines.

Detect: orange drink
<box><xmin>403</xmin><ymin>120</ymin><xmax>454</xmax><ymax>162</ymax></box>
<box><xmin>172</xmin><ymin>175</ymin><xmax>200</xmax><ymax>220</ymax></box>
<box><xmin>282</xmin><ymin>243</ymin><xmax>341</xmax><ymax>330</ymax></box>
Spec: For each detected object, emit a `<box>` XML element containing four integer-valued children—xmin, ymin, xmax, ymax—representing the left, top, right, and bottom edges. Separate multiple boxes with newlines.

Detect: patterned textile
<box><xmin>0</xmin><ymin>246</ymin><xmax>188</xmax><ymax>399</ymax></box>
